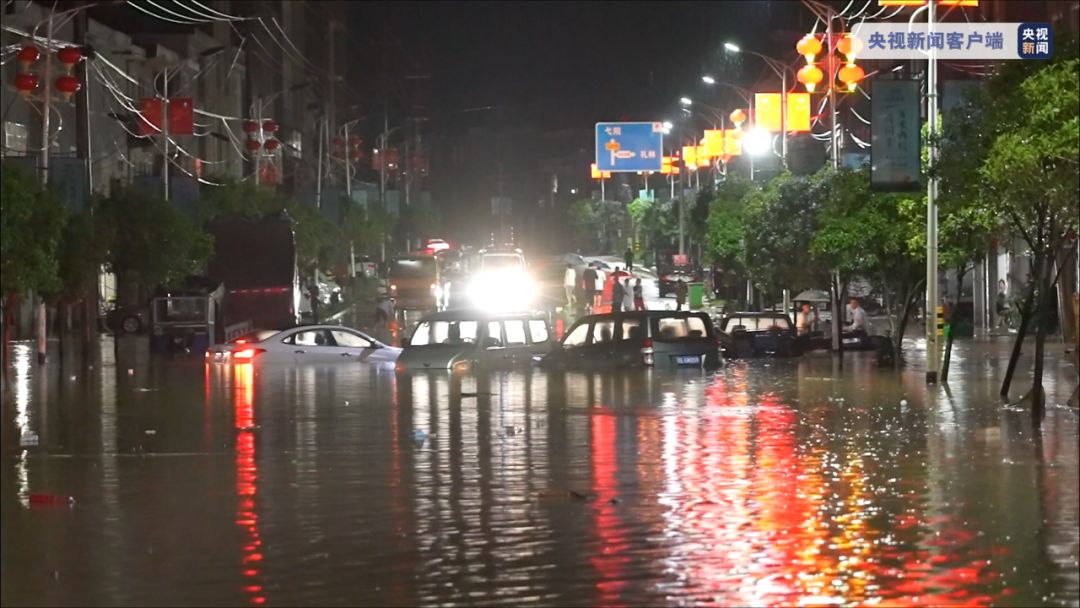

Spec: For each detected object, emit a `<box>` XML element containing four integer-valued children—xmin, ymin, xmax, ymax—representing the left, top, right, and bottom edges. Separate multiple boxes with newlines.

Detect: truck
<box><xmin>206</xmin><ymin>212</ymin><xmax>301</xmax><ymax>339</ymax></box>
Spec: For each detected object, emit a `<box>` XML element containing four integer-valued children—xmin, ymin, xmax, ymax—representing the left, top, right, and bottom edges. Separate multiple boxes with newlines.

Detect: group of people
<box><xmin>563</xmin><ymin>262</ymin><xmax>646</xmax><ymax>315</ymax></box>
<box><xmin>795</xmin><ymin>298</ymin><xmax>870</xmax><ymax>336</ymax></box>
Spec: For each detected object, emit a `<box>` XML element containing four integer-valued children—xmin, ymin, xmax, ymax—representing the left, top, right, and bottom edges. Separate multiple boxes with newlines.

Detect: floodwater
<box><xmin>1</xmin><ymin>337</ymin><xmax>1077</xmax><ymax>607</ymax></box>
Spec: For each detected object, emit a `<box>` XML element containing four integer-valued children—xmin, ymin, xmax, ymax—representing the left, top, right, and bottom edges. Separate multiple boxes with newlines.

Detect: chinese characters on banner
<box><xmin>871</xmin><ymin>80</ymin><xmax>921</xmax><ymax>190</ymax></box>
<box><xmin>852</xmin><ymin>22</ymin><xmax>1052</xmax><ymax>60</ymax></box>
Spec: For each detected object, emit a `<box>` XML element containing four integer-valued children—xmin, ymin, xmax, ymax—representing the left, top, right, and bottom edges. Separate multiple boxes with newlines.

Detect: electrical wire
<box><xmin>126</xmin><ymin>1</ymin><xmax>206</xmax><ymax>25</ymax></box>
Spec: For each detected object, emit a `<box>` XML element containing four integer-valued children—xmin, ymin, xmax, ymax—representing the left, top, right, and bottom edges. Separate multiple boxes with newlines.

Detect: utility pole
<box><xmin>162</xmin><ymin>67</ymin><xmax>170</xmax><ymax>201</ymax></box>
<box><xmin>925</xmin><ymin>0</ymin><xmax>940</xmax><ymax>383</ymax></box>
<box><xmin>75</xmin><ymin>9</ymin><xmax>95</xmax><ymax>366</ymax></box>
<box><xmin>253</xmin><ymin>95</ymin><xmax>261</xmax><ymax>186</ymax></box>
<box><xmin>35</xmin><ymin>12</ymin><xmax>56</xmax><ymax>364</ymax></box>
<box><xmin>826</xmin><ymin>9</ymin><xmax>842</xmax><ymax>355</ymax></box>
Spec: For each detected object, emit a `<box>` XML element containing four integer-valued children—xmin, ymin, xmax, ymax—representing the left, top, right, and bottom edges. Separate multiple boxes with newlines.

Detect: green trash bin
<box><xmin>688</xmin><ymin>283</ymin><xmax>704</xmax><ymax>310</ymax></box>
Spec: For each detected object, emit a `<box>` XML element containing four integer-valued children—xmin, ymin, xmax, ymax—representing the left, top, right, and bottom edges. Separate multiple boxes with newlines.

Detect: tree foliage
<box><xmin>96</xmin><ymin>188</ymin><xmax>213</xmax><ymax>295</ymax></box>
<box><xmin>0</xmin><ymin>163</ymin><xmax>65</xmax><ymax>298</ymax></box>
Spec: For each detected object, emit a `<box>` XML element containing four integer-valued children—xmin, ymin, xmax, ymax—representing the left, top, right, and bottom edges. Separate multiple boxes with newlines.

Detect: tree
<box><xmin>812</xmin><ymin>168</ymin><xmax>924</xmax><ymax>359</ymax></box>
<box><xmin>702</xmin><ymin>176</ymin><xmax>752</xmax><ymax>305</ymax></box>
<box><xmin>979</xmin><ymin>53</ymin><xmax>1079</xmax><ymax>422</ymax></box>
<box><xmin>566</xmin><ymin>198</ymin><xmax>597</xmax><ymax>253</ymax></box>
<box><xmin>0</xmin><ymin>163</ymin><xmax>65</xmax><ymax>364</ymax></box>
<box><xmin>742</xmin><ymin>172</ymin><xmax>824</xmax><ymax>306</ymax></box>
<box><xmin>96</xmin><ymin>188</ymin><xmax>214</xmax><ymax>303</ymax></box>
<box><xmin>0</xmin><ymin>163</ymin><xmax>65</xmax><ymax>300</ymax></box>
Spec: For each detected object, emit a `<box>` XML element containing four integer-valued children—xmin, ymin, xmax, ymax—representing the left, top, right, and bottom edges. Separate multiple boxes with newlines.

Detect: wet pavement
<box><xmin>1</xmin><ymin>336</ymin><xmax>1078</xmax><ymax>607</ymax></box>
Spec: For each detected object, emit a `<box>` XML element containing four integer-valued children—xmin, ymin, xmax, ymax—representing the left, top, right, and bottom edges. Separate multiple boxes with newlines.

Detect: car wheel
<box><xmin>120</xmin><ymin>315</ymin><xmax>141</xmax><ymax>334</ymax></box>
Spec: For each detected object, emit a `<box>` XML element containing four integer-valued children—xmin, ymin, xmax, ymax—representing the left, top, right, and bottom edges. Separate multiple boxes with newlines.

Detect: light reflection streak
<box><xmin>233</xmin><ymin>363</ymin><xmax>266</xmax><ymax>606</ymax></box>
<box><xmin>13</xmin><ymin>344</ymin><xmax>31</xmax><ymax>505</ymax></box>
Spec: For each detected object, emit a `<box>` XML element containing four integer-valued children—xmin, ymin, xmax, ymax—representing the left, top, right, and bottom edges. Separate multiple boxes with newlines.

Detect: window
<box><xmin>528</xmin><ymin>319</ymin><xmax>549</xmax><ymax>344</ymax></box>
<box><xmin>388</xmin><ymin>257</ymin><xmax>436</xmax><ymax>279</ymax></box>
<box><xmin>619</xmin><ymin>317</ymin><xmax>644</xmax><ymax>342</ymax></box>
<box><xmin>562</xmin><ymin>322</ymin><xmax>589</xmax><ymax>348</ymax></box>
<box><xmin>504</xmin><ymin>320</ymin><xmax>527</xmax><ymax>345</ymax></box>
<box><xmin>656</xmin><ymin>316</ymin><xmax>710</xmax><ymax>340</ymax></box>
<box><xmin>485</xmin><ymin>321</ymin><xmax>504</xmax><ymax>347</ymax></box>
<box><xmin>331</xmin><ymin>330</ymin><xmax>371</xmax><ymax>348</ymax></box>
<box><xmin>592</xmin><ymin>320</ymin><xmax>616</xmax><ymax>344</ymax></box>
<box><xmin>410</xmin><ymin>320</ymin><xmax>478</xmax><ymax>346</ymax></box>
<box><xmin>293</xmin><ymin>329</ymin><xmax>330</xmax><ymax>346</ymax></box>
<box><xmin>480</xmin><ymin>254</ymin><xmax>525</xmax><ymax>273</ymax></box>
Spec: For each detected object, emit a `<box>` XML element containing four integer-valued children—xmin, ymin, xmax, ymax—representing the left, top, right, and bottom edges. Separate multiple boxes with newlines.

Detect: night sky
<box><xmin>340</xmin><ymin>1</ymin><xmax>814</xmax><ymax>243</ymax></box>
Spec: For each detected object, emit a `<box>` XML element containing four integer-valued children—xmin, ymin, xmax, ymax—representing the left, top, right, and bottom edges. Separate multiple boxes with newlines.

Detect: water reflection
<box><xmin>1</xmin><ymin>341</ymin><xmax>1077</xmax><ymax>607</ymax></box>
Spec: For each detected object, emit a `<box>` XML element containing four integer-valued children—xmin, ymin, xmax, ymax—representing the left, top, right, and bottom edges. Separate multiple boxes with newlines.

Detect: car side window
<box><xmin>504</xmin><ymin>320</ymin><xmax>527</xmax><ymax>346</ymax></box>
<box><xmin>331</xmin><ymin>330</ymin><xmax>372</xmax><ymax>348</ymax></box>
<box><xmin>592</xmin><ymin>320</ymin><xmax>616</xmax><ymax>344</ymax></box>
<box><xmin>485</xmin><ymin>321</ymin><xmax>504</xmax><ymax>348</ymax></box>
<box><xmin>619</xmin><ymin>317</ymin><xmax>643</xmax><ymax>341</ymax></box>
<box><xmin>528</xmin><ymin>319</ymin><xmax>549</xmax><ymax>344</ymax></box>
<box><xmin>294</xmin><ymin>330</ymin><xmax>330</xmax><ymax>346</ymax></box>
<box><xmin>562</xmin><ymin>322</ymin><xmax>589</xmax><ymax>348</ymax></box>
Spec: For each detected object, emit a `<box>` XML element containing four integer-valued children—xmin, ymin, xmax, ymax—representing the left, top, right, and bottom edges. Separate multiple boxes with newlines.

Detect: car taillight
<box><xmin>641</xmin><ymin>338</ymin><xmax>654</xmax><ymax>366</ymax></box>
<box><xmin>232</xmin><ymin>348</ymin><xmax>265</xmax><ymax>361</ymax></box>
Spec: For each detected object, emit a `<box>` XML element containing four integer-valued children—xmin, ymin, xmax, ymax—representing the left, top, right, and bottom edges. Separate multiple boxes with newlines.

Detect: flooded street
<box><xmin>2</xmin><ymin>338</ymin><xmax>1077</xmax><ymax>607</ymax></box>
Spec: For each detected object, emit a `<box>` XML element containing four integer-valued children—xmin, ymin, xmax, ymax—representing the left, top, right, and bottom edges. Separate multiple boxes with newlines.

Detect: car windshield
<box><xmin>724</xmin><ymin>316</ymin><xmax>791</xmax><ymax>331</ymax></box>
<box><xmin>410</xmin><ymin>320</ymin><xmax>479</xmax><ymax>346</ymax></box>
<box><xmin>480</xmin><ymin>254</ymin><xmax>524</xmax><ymax>272</ymax></box>
<box><xmin>231</xmin><ymin>330</ymin><xmax>279</xmax><ymax>343</ymax></box>
<box><xmin>389</xmin><ymin>258</ymin><xmax>435</xmax><ymax>279</ymax></box>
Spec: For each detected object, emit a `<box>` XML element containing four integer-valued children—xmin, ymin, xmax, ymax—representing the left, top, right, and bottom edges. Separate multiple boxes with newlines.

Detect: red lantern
<box><xmin>795</xmin><ymin>35</ymin><xmax>822</xmax><ymax>64</ymax></box>
<box><xmin>263</xmin><ymin>139</ymin><xmax>280</xmax><ymax>152</ymax></box>
<box><xmin>14</xmin><ymin>72</ymin><xmax>39</xmax><ymax>97</ymax></box>
<box><xmin>350</xmin><ymin>149</ymin><xmax>364</xmax><ymax>161</ymax></box>
<box><xmin>798</xmin><ymin>64</ymin><xmax>824</xmax><ymax>93</ymax></box>
<box><xmin>242</xmin><ymin>120</ymin><xmax>259</xmax><ymax>134</ymax></box>
<box><xmin>262</xmin><ymin>119</ymin><xmax>278</xmax><ymax>134</ymax></box>
<box><xmin>55</xmin><ymin>75</ymin><xmax>81</xmax><ymax>101</ymax></box>
<box><xmin>729</xmin><ymin>108</ymin><xmax>746</xmax><ymax>125</ymax></box>
<box><xmin>57</xmin><ymin>47</ymin><xmax>83</xmax><ymax>73</ymax></box>
<box><xmin>348</xmin><ymin>136</ymin><xmax>363</xmax><ymax>148</ymax></box>
<box><xmin>838</xmin><ymin>63</ymin><xmax>865</xmax><ymax>92</ymax></box>
<box><xmin>245</xmin><ymin>138</ymin><xmax>261</xmax><ymax>152</ymax></box>
<box><xmin>836</xmin><ymin>34</ymin><xmax>863</xmax><ymax>62</ymax></box>
<box><xmin>16</xmin><ymin>46</ymin><xmax>40</xmax><ymax>70</ymax></box>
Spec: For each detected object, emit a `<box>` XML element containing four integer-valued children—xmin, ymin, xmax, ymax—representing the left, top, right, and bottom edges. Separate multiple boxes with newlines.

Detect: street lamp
<box><xmin>724</xmin><ymin>42</ymin><xmax>795</xmax><ymax>167</ymax></box>
<box><xmin>662</xmin><ymin>121</ymin><xmax>673</xmax><ymax>134</ymax></box>
<box><xmin>701</xmin><ymin>75</ymin><xmax>716</xmax><ymax>85</ymax></box>
<box><xmin>679</xmin><ymin>96</ymin><xmax>692</xmax><ymax>106</ymax></box>
<box><xmin>744</xmin><ymin>128</ymin><xmax>772</xmax><ymax>157</ymax></box>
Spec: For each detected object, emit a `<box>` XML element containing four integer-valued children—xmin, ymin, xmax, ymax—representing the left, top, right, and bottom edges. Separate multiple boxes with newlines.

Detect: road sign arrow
<box><xmin>614</xmin><ymin>150</ymin><xmax>636</xmax><ymax>159</ymax></box>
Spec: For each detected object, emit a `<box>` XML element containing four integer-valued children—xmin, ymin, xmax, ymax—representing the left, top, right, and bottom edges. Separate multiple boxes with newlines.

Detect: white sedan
<box><xmin>205</xmin><ymin>325</ymin><xmax>400</xmax><ymax>365</ymax></box>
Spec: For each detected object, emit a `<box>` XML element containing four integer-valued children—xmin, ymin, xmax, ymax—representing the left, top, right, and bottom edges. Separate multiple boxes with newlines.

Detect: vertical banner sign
<box><xmin>702</xmin><ymin>130</ymin><xmax>725</xmax><ymax>157</ymax></box>
<box><xmin>871</xmin><ymin>80</ymin><xmax>921</xmax><ymax>190</ymax></box>
<box><xmin>754</xmin><ymin>93</ymin><xmax>782</xmax><ymax>132</ymax></box>
<box><xmin>786</xmin><ymin>93</ymin><xmax>812</xmax><ymax>132</ymax></box>
<box><xmin>137</xmin><ymin>98</ymin><xmax>195</xmax><ymax>136</ymax></box>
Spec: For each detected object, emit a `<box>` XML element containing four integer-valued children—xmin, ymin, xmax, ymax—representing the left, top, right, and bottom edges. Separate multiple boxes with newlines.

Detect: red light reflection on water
<box><xmin>591</xmin><ymin>406</ymin><xmax>630</xmax><ymax>607</ymax></box>
<box><xmin>657</xmin><ymin>373</ymin><xmax>1005</xmax><ymax>606</ymax></box>
<box><xmin>233</xmin><ymin>363</ymin><xmax>266</xmax><ymax>606</ymax></box>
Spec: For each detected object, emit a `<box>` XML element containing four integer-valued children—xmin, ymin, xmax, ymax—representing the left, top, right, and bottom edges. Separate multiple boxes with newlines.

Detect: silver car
<box><xmin>396</xmin><ymin>310</ymin><xmax>553</xmax><ymax>372</ymax></box>
<box><xmin>206</xmin><ymin>325</ymin><xmax>400</xmax><ymax>366</ymax></box>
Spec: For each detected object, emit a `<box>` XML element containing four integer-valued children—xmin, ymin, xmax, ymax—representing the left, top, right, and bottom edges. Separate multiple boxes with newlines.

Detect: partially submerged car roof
<box><xmin>418</xmin><ymin>309</ymin><xmax>547</xmax><ymax>322</ymax></box>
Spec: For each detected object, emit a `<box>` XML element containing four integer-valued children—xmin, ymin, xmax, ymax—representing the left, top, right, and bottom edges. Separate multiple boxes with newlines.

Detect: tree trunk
<box><xmin>37</xmin><ymin>298</ymin><xmax>47</xmax><ymax>365</ymax></box>
<box><xmin>941</xmin><ymin>266</ymin><xmax>969</xmax><ymax>382</ymax></box>
<box><xmin>894</xmin><ymin>279</ymin><xmax>925</xmax><ymax>362</ymax></box>
<box><xmin>1031</xmin><ymin>255</ymin><xmax>1051</xmax><ymax>428</ymax></box>
<box><xmin>1001</xmin><ymin>280</ymin><xmax>1037</xmax><ymax>397</ymax></box>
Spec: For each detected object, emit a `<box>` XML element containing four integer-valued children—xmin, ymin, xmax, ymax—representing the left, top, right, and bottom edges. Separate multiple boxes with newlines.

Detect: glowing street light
<box><xmin>744</xmin><ymin>127</ymin><xmax>772</xmax><ymax>157</ymax></box>
<box><xmin>724</xmin><ymin>42</ymin><xmax>741</xmax><ymax>53</ymax></box>
<box><xmin>701</xmin><ymin>75</ymin><xmax>716</xmax><ymax>85</ymax></box>
<box><xmin>679</xmin><ymin>97</ymin><xmax>692</xmax><ymax>106</ymax></box>
<box><xmin>662</xmin><ymin>121</ymin><xmax>673</xmax><ymax>134</ymax></box>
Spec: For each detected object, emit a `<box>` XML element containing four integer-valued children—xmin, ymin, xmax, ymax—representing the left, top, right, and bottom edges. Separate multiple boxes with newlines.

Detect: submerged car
<box><xmin>717</xmin><ymin>312</ymin><xmax>800</xmax><ymax>358</ymax></box>
<box><xmin>396</xmin><ymin>309</ymin><xmax>553</xmax><ymax>371</ymax></box>
<box><xmin>658</xmin><ymin>265</ymin><xmax>699</xmax><ymax>297</ymax></box>
<box><xmin>205</xmin><ymin>325</ymin><xmax>400</xmax><ymax>365</ymax></box>
<box><xmin>541</xmin><ymin>311</ymin><xmax>722</xmax><ymax>369</ymax></box>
